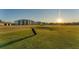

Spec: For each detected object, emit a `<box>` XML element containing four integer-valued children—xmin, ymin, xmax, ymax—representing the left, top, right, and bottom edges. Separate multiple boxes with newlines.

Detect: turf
<box><xmin>0</xmin><ymin>25</ymin><xmax>79</xmax><ymax>49</ymax></box>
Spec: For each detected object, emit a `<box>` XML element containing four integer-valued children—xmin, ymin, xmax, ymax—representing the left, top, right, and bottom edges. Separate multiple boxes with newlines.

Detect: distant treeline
<box><xmin>1</xmin><ymin>19</ymin><xmax>79</xmax><ymax>26</ymax></box>
<box><xmin>48</xmin><ymin>22</ymin><xmax>79</xmax><ymax>25</ymax></box>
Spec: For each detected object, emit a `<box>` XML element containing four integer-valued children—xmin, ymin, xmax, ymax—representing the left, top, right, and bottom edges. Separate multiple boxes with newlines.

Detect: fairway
<box><xmin>0</xmin><ymin>25</ymin><xmax>79</xmax><ymax>49</ymax></box>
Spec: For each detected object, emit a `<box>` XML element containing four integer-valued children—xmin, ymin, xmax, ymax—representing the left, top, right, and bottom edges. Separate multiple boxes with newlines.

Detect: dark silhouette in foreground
<box><xmin>0</xmin><ymin>28</ymin><xmax>37</xmax><ymax>48</ymax></box>
<box><xmin>0</xmin><ymin>34</ymin><xmax>36</xmax><ymax>48</ymax></box>
<box><xmin>32</xmin><ymin>28</ymin><xmax>37</xmax><ymax>35</ymax></box>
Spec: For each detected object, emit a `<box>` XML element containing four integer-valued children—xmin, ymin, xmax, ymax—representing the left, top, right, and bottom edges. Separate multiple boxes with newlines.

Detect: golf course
<box><xmin>0</xmin><ymin>25</ymin><xmax>79</xmax><ymax>49</ymax></box>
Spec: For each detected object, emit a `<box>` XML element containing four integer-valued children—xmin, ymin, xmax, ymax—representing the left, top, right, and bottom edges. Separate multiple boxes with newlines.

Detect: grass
<box><xmin>0</xmin><ymin>25</ymin><xmax>79</xmax><ymax>49</ymax></box>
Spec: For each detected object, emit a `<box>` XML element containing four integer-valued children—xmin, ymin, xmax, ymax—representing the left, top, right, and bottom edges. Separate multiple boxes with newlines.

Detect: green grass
<box><xmin>0</xmin><ymin>25</ymin><xmax>79</xmax><ymax>49</ymax></box>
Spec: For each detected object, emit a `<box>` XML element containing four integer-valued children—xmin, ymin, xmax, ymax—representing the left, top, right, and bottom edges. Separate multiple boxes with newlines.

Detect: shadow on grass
<box><xmin>0</xmin><ymin>34</ymin><xmax>36</xmax><ymax>48</ymax></box>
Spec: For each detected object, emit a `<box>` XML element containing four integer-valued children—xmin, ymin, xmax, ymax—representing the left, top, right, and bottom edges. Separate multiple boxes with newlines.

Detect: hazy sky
<box><xmin>0</xmin><ymin>9</ymin><xmax>79</xmax><ymax>23</ymax></box>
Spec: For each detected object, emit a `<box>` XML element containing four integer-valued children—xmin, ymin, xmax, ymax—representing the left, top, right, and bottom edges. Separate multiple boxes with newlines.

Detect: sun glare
<box><xmin>56</xmin><ymin>18</ymin><xmax>63</xmax><ymax>23</ymax></box>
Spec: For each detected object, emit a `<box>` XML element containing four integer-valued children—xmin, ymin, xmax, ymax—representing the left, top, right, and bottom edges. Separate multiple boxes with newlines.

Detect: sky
<box><xmin>0</xmin><ymin>9</ymin><xmax>79</xmax><ymax>23</ymax></box>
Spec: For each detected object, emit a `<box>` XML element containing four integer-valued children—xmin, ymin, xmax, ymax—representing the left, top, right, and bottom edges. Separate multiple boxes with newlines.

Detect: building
<box><xmin>0</xmin><ymin>20</ymin><xmax>14</xmax><ymax>26</ymax></box>
<box><xmin>4</xmin><ymin>22</ymin><xmax>14</xmax><ymax>26</ymax></box>
<box><xmin>15</xmin><ymin>19</ymin><xmax>35</xmax><ymax>25</ymax></box>
<box><xmin>14</xmin><ymin>19</ymin><xmax>49</xmax><ymax>25</ymax></box>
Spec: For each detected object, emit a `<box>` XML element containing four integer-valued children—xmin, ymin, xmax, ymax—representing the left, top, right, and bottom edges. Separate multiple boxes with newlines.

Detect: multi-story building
<box><xmin>15</xmin><ymin>19</ymin><xmax>35</xmax><ymax>25</ymax></box>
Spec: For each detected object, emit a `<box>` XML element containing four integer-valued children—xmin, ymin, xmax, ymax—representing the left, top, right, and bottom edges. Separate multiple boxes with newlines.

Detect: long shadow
<box><xmin>0</xmin><ymin>34</ymin><xmax>36</xmax><ymax>48</ymax></box>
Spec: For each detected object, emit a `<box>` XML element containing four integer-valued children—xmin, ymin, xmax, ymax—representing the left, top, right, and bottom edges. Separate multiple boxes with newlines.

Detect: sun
<box><xmin>56</xmin><ymin>18</ymin><xmax>63</xmax><ymax>23</ymax></box>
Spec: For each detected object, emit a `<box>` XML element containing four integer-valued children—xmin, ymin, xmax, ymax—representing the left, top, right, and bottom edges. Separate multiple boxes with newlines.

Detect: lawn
<box><xmin>0</xmin><ymin>25</ymin><xmax>79</xmax><ymax>49</ymax></box>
